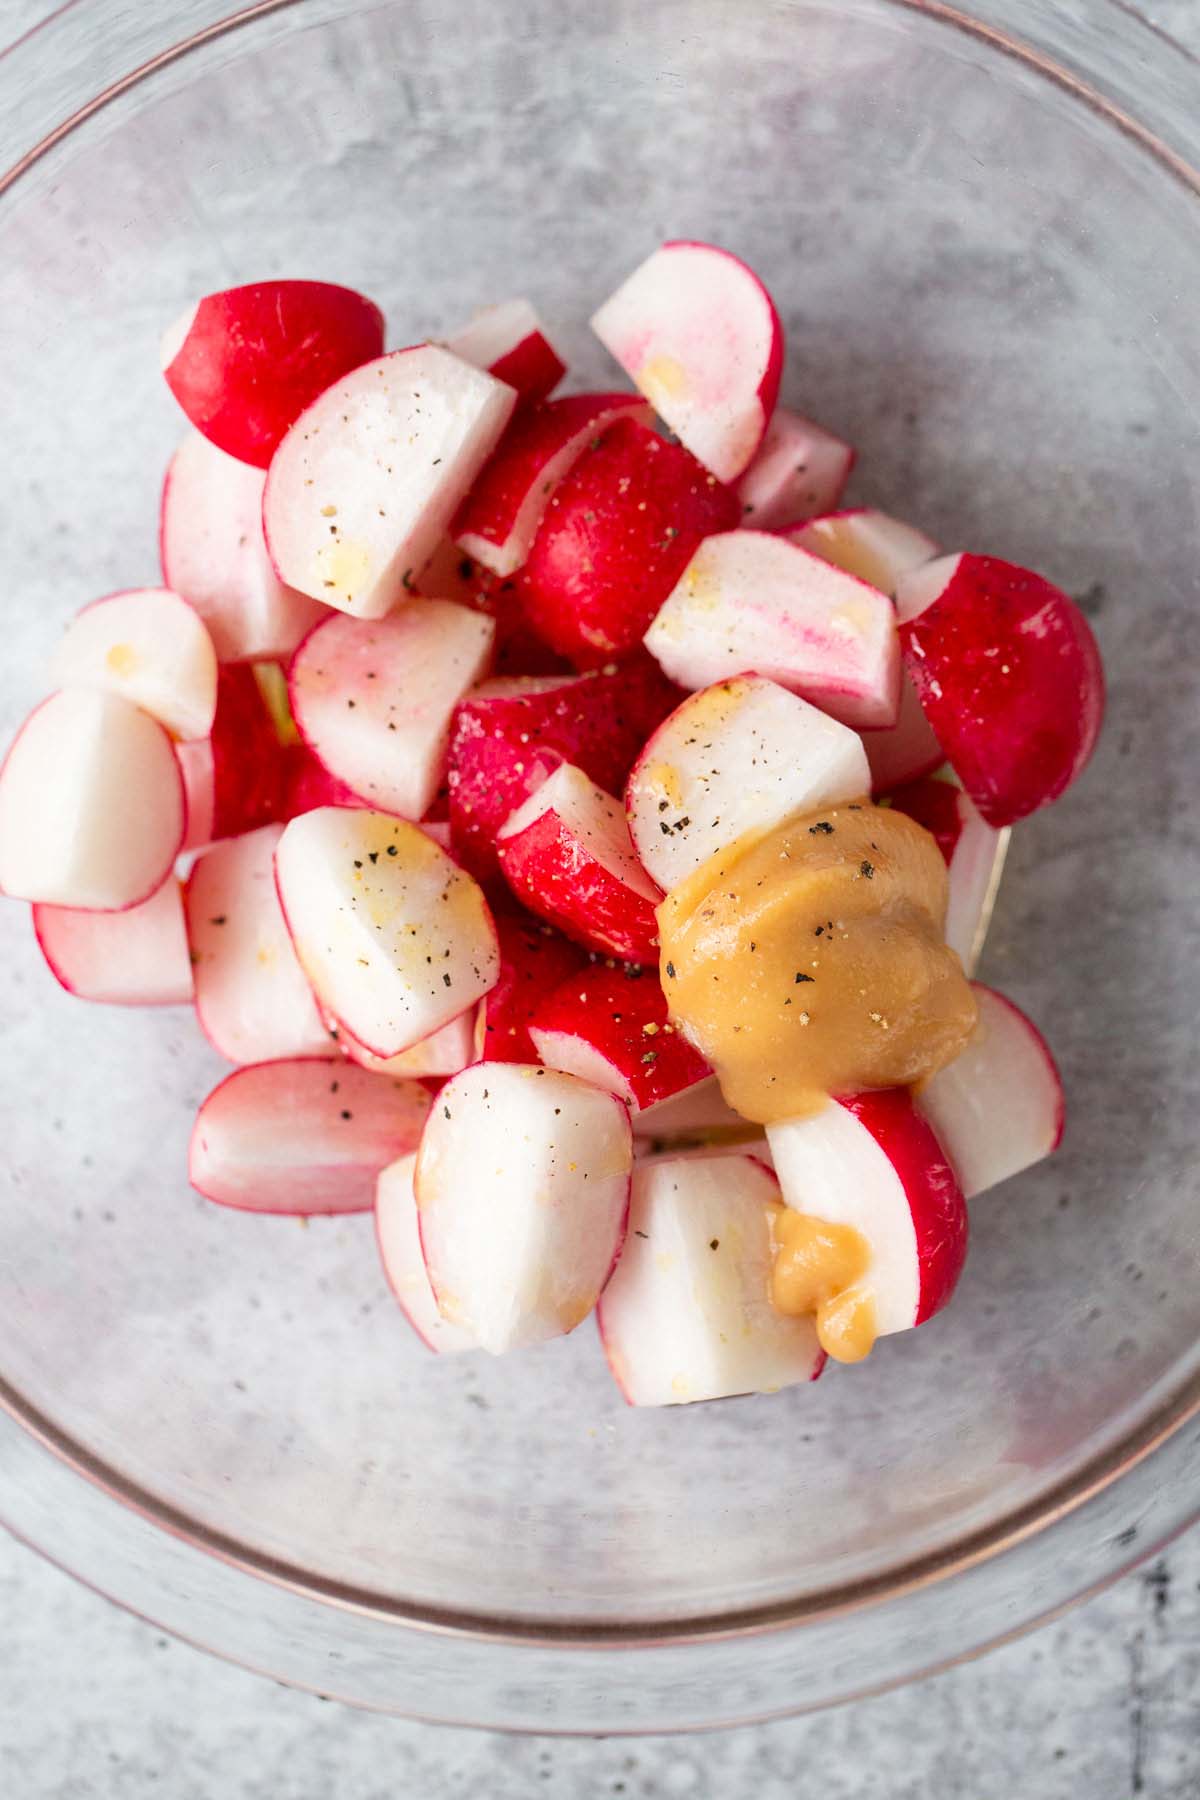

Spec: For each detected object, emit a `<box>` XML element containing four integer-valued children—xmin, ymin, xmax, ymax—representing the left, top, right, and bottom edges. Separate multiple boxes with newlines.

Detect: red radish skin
<box><xmin>50</xmin><ymin>588</ymin><xmax>218</xmax><ymax>742</ymax></box>
<box><xmin>277</xmin><ymin>743</ymin><xmax>372</xmax><ymax>820</ymax></box>
<box><xmin>896</xmin><ymin>554</ymin><xmax>1105</xmax><ymax>826</ymax></box>
<box><xmin>516</xmin><ymin>417</ymin><xmax>740</xmax><ymax>667</ymax></box>
<box><xmin>529</xmin><ymin>963</ymin><xmax>710</xmax><ymax>1111</ymax></box>
<box><xmin>206</xmin><ymin>663</ymin><xmax>289</xmax><ymax>842</ymax></box>
<box><xmin>33</xmin><ymin>878</ymin><xmax>193</xmax><ymax>1007</ymax></box>
<box><xmin>161</xmin><ymin>280</ymin><xmax>385</xmax><ymax>468</ymax></box>
<box><xmin>736</xmin><ymin>409</ymin><xmax>855</xmax><ymax>529</ymax></box>
<box><xmin>444</xmin><ymin>299</ymin><xmax>566</xmax><ymax>406</ymax></box>
<box><xmin>887</xmin><ymin>773</ymin><xmax>964</xmax><ymax>862</ymax></box>
<box><xmin>189</xmin><ymin>1057</ymin><xmax>432</xmax><ymax>1215</ymax></box>
<box><xmin>475</xmin><ymin>909</ymin><xmax>589</xmax><ymax>1064</ymax></box>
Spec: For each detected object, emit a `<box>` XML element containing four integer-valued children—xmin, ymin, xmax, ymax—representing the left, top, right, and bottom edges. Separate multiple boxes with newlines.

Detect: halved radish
<box><xmin>263</xmin><ymin>346</ymin><xmax>516</xmax><ymax>619</ymax></box>
<box><xmin>474</xmin><ymin>908</ymin><xmax>588</xmax><ymax>1064</ymax></box>
<box><xmin>50</xmin><ymin>589</ymin><xmax>218</xmax><ymax>742</ymax></box>
<box><xmin>529</xmin><ymin>962</ymin><xmax>709</xmax><ymax>1112</ymax></box>
<box><xmin>447</xmin><ymin>658</ymin><xmax>680</xmax><ymax>879</ymax></box>
<box><xmin>625</xmin><ymin>675</ymin><xmax>870</xmax><ymax>892</ymax></box>
<box><xmin>645</xmin><ymin>530</ymin><xmax>900</xmax><ymax>730</ymax></box>
<box><xmin>496</xmin><ymin>763</ymin><xmax>661</xmax><ymax>963</ymax></box>
<box><xmin>444</xmin><ymin>298</ymin><xmax>566</xmax><ymax>406</ymax></box>
<box><xmin>917</xmin><ymin>984</ymin><xmax>1064</xmax><ymax>1199</ymax></box>
<box><xmin>33</xmin><ymin>878</ymin><xmax>193</xmax><ymax>1006</ymax></box>
<box><xmin>895</xmin><ymin>553</ymin><xmax>1105</xmax><ymax>826</ymax></box>
<box><xmin>189</xmin><ymin>1057</ymin><xmax>431</xmax><ymax>1215</ymax></box>
<box><xmin>376</xmin><ymin>1153</ymin><xmax>478</xmax><ymax>1352</ymax></box>
<box><xmin>736</xmin><ymin>409</ymin><xmax>855</xmax><ymax>529</ymax></box>
<box><xmin>597</xmin><ymin>1152</ymin><xmax>824</xmax><ymax>1406</ymax></box>
<box><xmin>287</xmin><ymin>601</ymin><xmax>494</xmax><ymax>820</ymax></box>
<box><xmin>160</xmin><ymin>433</ymin><xmax>327</xmax><ymax>662</ymax></box>
<box><xmin>452</xmin><ymin>392</ymin><xmax>650</xmax><ymax>576</ymax></box>
<box><xmin>186</xmin><ymin>823</ymin><xmax>329</xmax><ymax>1063</ymax></box>
<box><xmin>161</xmin><ymin>279</ymin><xmax>385</xmax><ymax>468</ymax></box>
<box><xmin>766</xmin><ymin>1090</ymin><xmax>967</xmax><ymax>1360</ymax></box>
<box><xmin>0</xmin><ymin>690</ymin><xmax>184</xmax><ymax>909</ymax></box>
<box><xmin>591</xmin><ymin>240</ymin><xmax>783</xmax><ymax>482</ymax></box>
<box><xmin>334</xmin><ymin>1005</ymin><xmax>477</xmax><ymax>1078</ymax></box>
<box><xmin>414</xmin><ymin>1062</ymin><xmax>632</xmax><ymax>1354</ymax></box>
<box><xmin>274</xmin><ymin>807</ymin><xmax>499</xmax><ymax>1057</ymax></box>
<box><xmin>516</xmin><ymin>417</ymin><xmax>740</xmax><ymax>666</ymax></box>
<box><xmin>888</xmin><ymin>772</ymin><xmax>1009</xmax><ymax>973</ymax></box>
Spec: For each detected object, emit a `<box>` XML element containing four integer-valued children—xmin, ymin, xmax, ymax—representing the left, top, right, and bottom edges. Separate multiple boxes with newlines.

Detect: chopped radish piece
<box><xmin>186</xmin><ymin>823</ymin><xmax>329</xmax><ymax>1064</ymax></box>
<box><xmin>888</xmin><ymin>772</ymin><xmax>1009</xmax><ymax>973</ymax></box>
<box><xmin>633</xmin><ymin>1075</ymin><xmax>751</xmax><ymax>1144</ymax></box>
<box><xmin>736</xmin><ymin>410</ymin><xmax>854</xmax><ymax>529</ymax></box>
<box><xmin>289</xmin><ymin>602</ymin><xmax>494</xmax><ymax>819</ymax></box>
<box><xmin>444</xmin><ymin>299</ymin><xmax>566</xmax><ymax>406</ymax></box>
<box><xmin>446</xmin><ymin>658</ymin><xmax>680</xmax><ymax>879</ymax></box>
<box><xmin>0</xmin><ymin>691</ymin><xmax>184</xmax><ymax>909</ymax></box>
<box><xmin>50</xmin><ymin>589</ymin><xmax>218</xmax><ymax>742</ymax></box>
<box><xmin>625</xmin><ymin>675</ymin><xmax>870</xmax><ymax>892</ymax></box>
<box><xmin>895</xmin><ymin>553</ymin><xmax>1105</xmax><ymax>825</ymax></box>
<box><xmin>917</xmin><ymin>984</ymin><xmax>1064</xmax><ymax>1199</ymax></box>
<box><xmin>597</xmin><ymin>1152</ymin><xmax>823</xmax><ymax>1405</ymax></box>
<box><xmin>376</xmin><ymin>1154</ymin><xmax>478</xmax><ymax>1352</ymax></box>
<box><xmin>452</xmin><ymin>392</ymin><xmax>650</xmax><ymax>577</ymax></box>
<box><xmin>474</xmin><ymin>909</ymin><xmax>588</xmax><ymax>1064</ymax></box>
<box><xmin>530</xmin><ymin>963</ymin><xmax>709</xmax><ymax>1112</ymax></box>
<box><xmin>591</xmin><ymin>241</ymin><xmax>783</xmax><ymax>482</ymax></box>
<box><xmin>263</xmin><ymin>346</ymin><xmax>516</xmax><ymax>620</ymax></box>
<box><xmin>33</xmin><ymin>878</ymin><xmax>193</xmax><ymax>1006</ymax></box>
<box><xmin>415</xmin><ymin>1062</ymin><xmax>632</xmax><ymax>1353</ymax></box>
<box><xmin>645</xmin><ymin>530</ymin><xmax>901</xmax><ymax>730</ymax></box>
<box><xmin>274</xmin><ymin>808</ymin><xmax>499</xmax><ymax>1057</ymax></box>
<box><xmin>516</xmin><ymin>417</ymin><xmax>740</xmax><ymax>665</ymax></box>
<box><xmin>189</xmin><ymin>1057</ymin><xmax>431</xmax><ymax>1215</ymax></box>
<box><xmin>334</xmin><ymin>1005</ymin><xmax>477</xmax><ymax>1078</ymax></box>
<box><xmin>161</xmin><ymin>279</ymin><xmax>385</xmax><ymax>468</ymax></box>
<box><xmin>497</xmin><ymin>764</ymin><xmax>661</xmax><ymax>963</ymax></box>
<box><xmin>767</xmin><ymin>1090</ymin><xmax>967</xmax><ymax>1345</ymax></box>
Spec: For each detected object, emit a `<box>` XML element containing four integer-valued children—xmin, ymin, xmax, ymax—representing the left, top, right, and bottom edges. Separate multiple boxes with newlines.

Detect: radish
<box><xmin>766</xmin><ymin>1089</ymin><xmax>967</xmax><ymax>1355</ymax></box>
<box><xmin>496</xmin><ymin>764</ymin><xmax>661</xmax><ymax>963</ymax></box>
<box><xmin>474</xmin><ymin>908</ymin><xmax>588</xmax><ymax>1064</ymax></box>
<box><xmin>288</xmin><ymin>601</ymin><xmax>495</xmax><ymax>820</ymax></box>
<box><xmin>895</xmin><ymin>553</ymin><xmax>1105</xmax><ymax>825</ymax></box>
<box><xmin>376</xmin><ymin>1154</ymin><xmax>478</xmax><ymax>1352</ymax></box>
<box><xmin>333</xmin><ymin>1005</ymin><xmax>477</xmax><ymax>1078</ymax></box>
<box><xmin>596</xmin><ymin>1152</ymin><xmax>824</xmax><ymax>1406</ymax></box>
<box><xmin>452</xmin><ymin>392</ymin><xmax>650</xmax><ymax>577</ymax></box>
<box><xmin>50</xmin><ymin>589</ymin><xmax>218</xmax><ymax>742</ymax></box>
<box><xmin>186</xmin><ymin>823</ymin><xmax>329</xmax><ymax>1063</ymax></box>
<box><xmin>189</xmin><ymin>1057</ymin><xmax>431</xmax><ymax>1215</ymax></box>
<box><xmin>33</xmin><ymin>877</ymin><xmax>193</xmax><ymax>1006</ymax></box>
<box><xmin>888</xmin><ymin>772</ymin><xmax>1010</xmax><ymax>973</ymax></box>
<box><xmin>625</xmin><ymin>675</ymin><xmax>870</xmax><ymax>892</ymax></box>
<box><xmin>263</xmin><ymin>346</ymin><xmax>516</xmax><ymax>620</ymax></box>
<box><xmin>274</xmin><ymin>807</ymin><xmax>499</xmax><ymax>1057</ymax></box>
<box><xmin>447</xmin><ymin>658</ymin><xmax>680</xmax><ymax>879</ymax></box>
<box><xmin>591</xmin><ymin>241</ymin><xmax>783</xmax><ymax>482</ymax></box>
<box><xmin>917</xmin><ymin>984</ymin><xmax>1064</xmax><ymax>1199</ymax></box>
<box><xmin>443</xmin><ymin>298</ymin><xmax>566</xmax><ymax>406</ymax></box>
<box><xmin>529</xmin><ymin>962</ymin><xmax>709</xmax><ymax>1113</ymax></box>
<box><xmin>414</xmin><ymin>1062</ymin><xmax>633</xmax><ymax>1353</ymax></box>
<box><xmin>0</xmin><ymin>691</ymin><xmax>184</xmax><ymax>909</ymax></box>
<box><xmin>645</xmin><ymin>530</ymin><xmax>901</xmax><ymax>730</ymax></box>
<box><xmin>516</xmin><ymin>417</ymin><xmax>740</xmax><ymax>666</ymax></box>
<box><xmin>161</xmin><ymin>279</ymin><xmax>385</xmax><ymax>468</ymax></box>
<box><xmin>736</xmin><ymin>409</ymin><xmax>855</xmax><ymax>529</ymax></box>
<box><xmin>160</xmin><ymin>432</ymin><xmax>326</xmax><ymax>662</ymax></box>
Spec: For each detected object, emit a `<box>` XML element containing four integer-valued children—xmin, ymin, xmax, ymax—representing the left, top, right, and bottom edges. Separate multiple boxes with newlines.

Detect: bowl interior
<box><xmin>0</xmin><ymin>0</ymin><xmax>1198</xmax><ymax>1641</ymax></box>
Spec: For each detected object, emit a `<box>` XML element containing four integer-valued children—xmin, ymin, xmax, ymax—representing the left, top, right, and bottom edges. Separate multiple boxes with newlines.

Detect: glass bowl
<box><xmin>1</xmin><ymin>0</ymin><xmax>1198</xmax><ymax>1735</ymax></box>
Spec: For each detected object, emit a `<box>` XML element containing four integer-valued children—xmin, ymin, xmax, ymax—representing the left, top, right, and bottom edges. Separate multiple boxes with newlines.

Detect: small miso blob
<box><xmin>657</xmin><ymin>800</ymin><xmax>977</xmax><ymax>1124</ymax></box>
<box><xmin>769</xmin><ymin>1209</ymin><xmax>877</xmax><ymax>1364</ymax></box>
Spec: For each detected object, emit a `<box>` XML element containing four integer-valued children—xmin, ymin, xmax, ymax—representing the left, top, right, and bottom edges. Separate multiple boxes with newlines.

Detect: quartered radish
<box><xmin>917</xmin><ymin>984</ymin><xmax>1064</xmax><ymax>1199</ymax></box>
<box><xmin>274</xmin><ymin>807</ymin><xmax>499</xmax><ymax>1057</ymax></box>
<box><xmin>186</xmin><ymin>823</ymin><xmax>329</xmax><ymax>1064</ymax></box>
<box><xmin>161</xmin><ymin>279</ymin><xmax>385</xmax><ymax>468</ymax></box>
<box><xmin>474</xmin><ymin>908</ymin><xmax>588</xmax><ymax>1065</ymax></box>
<box><xmin>189</xmin><ymin>1057</ymin><xmax>431</xmax><ymax>1214</ymax></box>
<box><xmin>591</xmin><ymin>240</ymin><xmax>783</xmax><ymax>482</ymax></box>
<box><xmin>414</xmin><ymin>1062</ymin><xmax>633</xmax><ymax>1354</ymax></box>
<box><xmin>645</xmin><ymin>529</ymin><xmax>900</xmax><ymax>730</ymax></box>
<box><xmin>334</xmin><ymin>1005</ymin><xmax>477</xmax><ymax>1078</ymax></box>
<box><xmin>444</xmin><ymin>298</ymin><xmax>566</xmax><ymax>406</ymax></box>
<box><xmin>50</xmin><ymin>588</ymin><xmax>218</xmax><ymax>741</ymax></box>
<box><xmin>736</xmin><ymin>409</ymin><xmax>855</xmax><ymax>529</ymax></box>
<box><xmin>529</xmin><ymin>962</ymin><xmax>709</xmax><ymax>1113</ymax></box>
<box><xmin>888</xmin><ymin>772</ymin><xmax>1009</xmax><ymax>973</ymax></box>
<box><xmin>263</xmin><ymin>345</ymin><xmax>516</xmax><ymax>619</ymax></box>
<box><xmin>376</xmin><ymin>1153</ymin><xmax>478</xmax><ymax>1352</ymax></box>
<box><xmin>597</xmin><ymin>1152</ymin><xmax>824</xmax><ymax>1406</ymax></box>
<box><xmin>496</xmin><ymin>763</ymin><xmax>661</xmax><ymax>963</ymax></box>
<box><xmin>625</xmin><ymin>675</ymin><xmax>870</xmax><ymax>892</ymax></box>
<box><xmin>33</xmin><ymin>878</ymin><xmax>193</xmax><ymax>1006</ymax></box>
<box><xmin>0</xmin><ymin>690</ymin><xmax>184</xmax><ymax>909</ymax></box>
